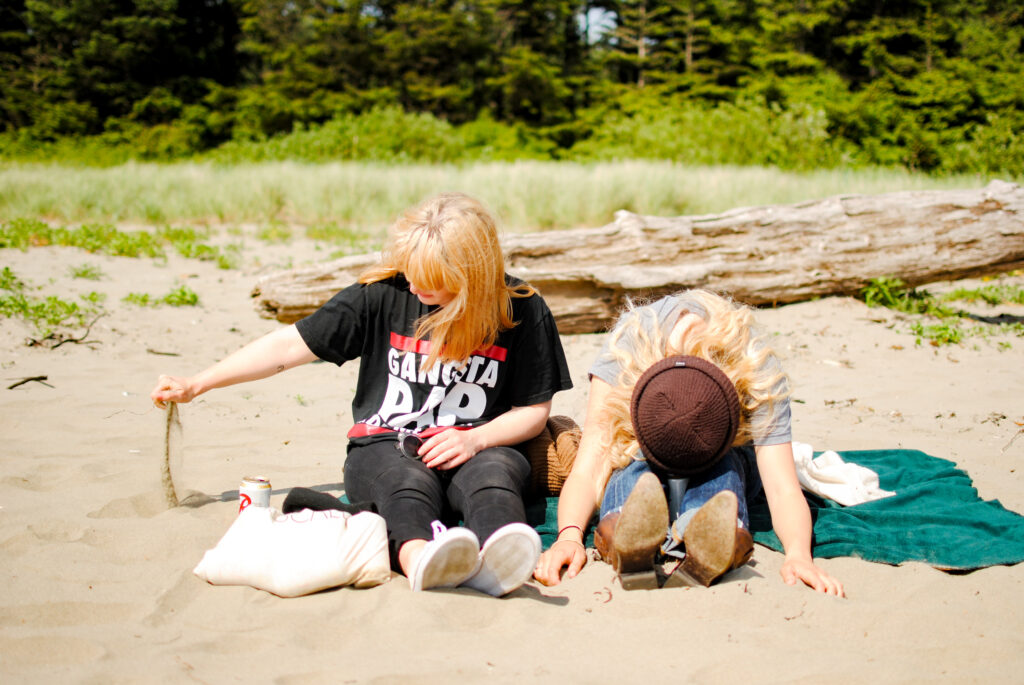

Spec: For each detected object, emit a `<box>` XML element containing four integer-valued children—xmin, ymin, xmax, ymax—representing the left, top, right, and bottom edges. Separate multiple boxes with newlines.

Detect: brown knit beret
<box><xmin>630</xmin><ymin>355</ymin><xmax>741</xmax><ymax>477</ymax></box>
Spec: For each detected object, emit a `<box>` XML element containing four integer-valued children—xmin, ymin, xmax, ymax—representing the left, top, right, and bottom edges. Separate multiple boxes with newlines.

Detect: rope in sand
<box><xmin>162</xmin><ymin>403</ymin><xmax>183</xmax><ymax>507</ymax></box>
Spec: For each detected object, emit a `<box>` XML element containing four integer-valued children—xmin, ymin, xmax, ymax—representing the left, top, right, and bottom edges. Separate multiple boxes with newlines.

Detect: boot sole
<box><xmin>612</xmin><ymin>472</ymin><xmax>669</xmax><ymax>576</ymax></box>
<box><xmin>679</xmin><ymin>491</ymin><xmax>739</xmax><ymax>587</ymax></box>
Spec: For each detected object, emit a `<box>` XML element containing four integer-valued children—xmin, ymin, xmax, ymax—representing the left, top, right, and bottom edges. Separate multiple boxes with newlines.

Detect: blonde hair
<box><xmin>359</xmin><ymin>192</ymin><xmax>534</xmax><ymax>370</ymax></box>
<box><xmin>600</xmin><ymin>289</ymin><xmax>790</xmax><ymax>471</ymax></box>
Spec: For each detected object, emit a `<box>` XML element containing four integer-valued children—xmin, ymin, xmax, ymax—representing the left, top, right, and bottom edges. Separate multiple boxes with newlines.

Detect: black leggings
<box><xmin>344</xmin><ymin>440</ymin><xmax>531</xmax><ymax>563</ymax></box>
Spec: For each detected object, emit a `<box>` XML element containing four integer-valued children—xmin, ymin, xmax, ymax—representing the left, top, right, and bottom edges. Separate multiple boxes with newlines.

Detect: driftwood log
<box><xmin>252</xmin><ymin>179</ymin><xmax>1024</xmax><ymax>334</ymax></box>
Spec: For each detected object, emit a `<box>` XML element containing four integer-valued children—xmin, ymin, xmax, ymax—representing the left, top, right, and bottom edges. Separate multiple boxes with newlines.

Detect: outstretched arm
<box><xmin>757</xmin><ymin>442</ymin><xmax>845</xmax><ymax>596</ymax></box>
<box><xmin>534</xmin><ymin>377</ymin><xmax>614</xmax><ymax>586</ymax></box>
<box><xmin>151</xmin><ymin>324</ymin><xmax>318</xmax><ymax>407</ymax></box>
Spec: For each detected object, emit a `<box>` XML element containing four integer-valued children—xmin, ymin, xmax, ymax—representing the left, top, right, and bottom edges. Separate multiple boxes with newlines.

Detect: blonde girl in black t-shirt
<box><xmin>152</xmin><ymin>192</ymin><xmax>572</xmax><ymax>596</ymax></box>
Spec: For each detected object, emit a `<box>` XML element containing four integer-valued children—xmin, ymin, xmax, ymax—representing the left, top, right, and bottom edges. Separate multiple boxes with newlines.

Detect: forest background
<box><xmin>1</xmin><ymin>0</ymin><xmax>1022</xmax><ymax>177</ymax></box>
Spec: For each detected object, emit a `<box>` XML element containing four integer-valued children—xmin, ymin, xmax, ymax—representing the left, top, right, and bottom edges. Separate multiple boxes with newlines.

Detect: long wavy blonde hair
<box><xmin>600</xmin><ymin>289</ymin><xmax>790</xmax><ymax>471</ymax></box>
<box><xmin>359</xmin><ymin>192</ymin><xmax>534</xmax><ymax>370</ymax></box>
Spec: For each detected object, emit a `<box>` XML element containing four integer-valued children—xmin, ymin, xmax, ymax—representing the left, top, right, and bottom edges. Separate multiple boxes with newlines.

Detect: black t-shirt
<box><xmin>295</xmin><ymin>274</ymin><xmax>573</xmax><ymax>445</ymax></box>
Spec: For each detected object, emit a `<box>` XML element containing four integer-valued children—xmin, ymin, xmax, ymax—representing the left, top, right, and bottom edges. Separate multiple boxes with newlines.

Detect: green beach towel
<box><xmin>528</xmin><ymin>449</ymin><xmax>1024</xmax><ymax>570</ymax></box>
<box><xmin>749</xmin><ymin>448</ymin><xmax>1024</xmax><ymax>570</ymax></box>
<box><xmin>526</xmin><ymin>495</ymin><xmax>594</xmax><ymax>549</ymax></box>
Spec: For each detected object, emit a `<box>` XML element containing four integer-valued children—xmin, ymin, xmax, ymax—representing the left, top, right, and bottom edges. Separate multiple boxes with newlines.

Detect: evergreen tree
<box><xmin>655</xmin><ymin>0</ymin><xmax>736</xmax><ymax>98</ymax></box>
<box><xmin>602</xmin><ymin>0</ymin><xmax>671</xmax><ymax>87</ymax></box>
<box><xmin>0</xmin><ymin>0</ymin><xmax>241</xmax><ymax>139</ymax></box>
<box><xmin>378</xmin><ymin>0</ymin><xmax>497</xmax><ymax>123</ymax></box>
<box><xmin>484</xmin><ymin>0</ymin><xmax>586</xmax><ymax>125</ymax></box>
<box><xmin>234</xmin><ymin>0</ymin><xmax>384</xmax><ymax>135</ymax></box>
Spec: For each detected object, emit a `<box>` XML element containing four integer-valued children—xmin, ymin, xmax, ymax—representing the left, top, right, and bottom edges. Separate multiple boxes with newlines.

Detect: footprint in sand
<box><xmin>0</xmin><ymin>635</ymin><xmax>107</xmax><ymax>667</ymax></box>
<box><xmin>0</xmin><ymin>601</ymin><xmax>135</xmax><ymax>629</ymax></box>
<box><xmin>27</xmin><ymin>519</ymin><xmax>90</xmax><ymax>543</ymax></box>
<box><xmin>3</xmin><ymin>461</ymin><xmax>112</xmax><ymax>492</ymax></box>
<box><xmin>87</xmin><ymin>488</ymin><xmax>221</xmax><ymax>519</ymax></box>
<box><xmin>87</xmin><ymin>490</ymin><xmax>175</xmax><ymax>519</ymax></box>
<box><xmin>2</xmin><ymin>473</ymin><xmax>50</xmax><ymax>492</ymax></box>
<box><xmin>144</xmin><ymin>569</ymin><xmax>278</xmax><ymax>633</ymax></box>
<box><xmin>1</xmin><ymin>519</ymin><xmax>92</xmax><ymax>556</ymax></box>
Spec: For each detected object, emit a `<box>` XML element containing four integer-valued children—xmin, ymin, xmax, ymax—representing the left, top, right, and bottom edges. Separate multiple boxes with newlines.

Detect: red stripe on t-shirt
<box><xmin>389</xmin><ymin>332</ymin><xmax>507</xmax><ymax>362</ymax></box>
<box><xmin>390</xmin><ymin>332</ymin><xmax>433</xmax><ymax>355</ymax></box>
<box><xmin>474</xmin><ymin>343</ymin><xmax>507</xmax><ymax>362</ymax></box>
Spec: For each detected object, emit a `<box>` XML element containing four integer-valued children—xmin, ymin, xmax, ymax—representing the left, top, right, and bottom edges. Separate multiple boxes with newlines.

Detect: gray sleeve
<box><xmin>588</xmin><ymin>296</ymin><xmax>682</xmax><ymax>385</ymax></box>
<box><xmin>749</xmin><ymin>356</ymin><xmax>792</xmax><ymax>445</ymax></box>
<box><xmin>588</xmin><ymin>339</ymin><xmax>621</xmax><ymax>385</ymax></box>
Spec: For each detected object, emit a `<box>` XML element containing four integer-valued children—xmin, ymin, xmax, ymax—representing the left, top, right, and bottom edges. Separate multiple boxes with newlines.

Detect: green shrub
<box><xmin>124</xmin><ymin>284</ymin><xmax>199</xmax><ymax>308</ymax></box>
<box><xmin>860</xmin><ymin>275</ymin><xmax>1023</xmax><ymax>347</ymax></box>
<box><xmin>123</xmin><ymin>292</ymin><xmax>154</xmax><ymax>306</ymax></box>
<box><xmin>455</xmin><ymin>113</ymin><xmax>555</xmax><ymax>161</ymax></box>
<box><xmin>0</xmin><ymin>219</ymin><xmax>165</xmax><ymax>258</ymax></box>
<box><xmin>0</xmin><ymin>219</ymin><xmax>239</xmax><ymax>267</ymax></box>
<box><xmin>567</xmin><ymin>96</ymin><xmax>857</xmax><ymax>170</ymax></box>
<box><xmin>205</xmin><ymin>106</ymin><xmax>464</xmax><ymax>164</ymax></box>
<box><xmin>942</xmin><ymin>283</ymin><xmax>1024</xmax><ymax>306</ymax></box>
<box><xmin>860</xmin><ymin>277</ymin><xmax>953</xmax><ymax>318</ymax></box>
<box><xmin>161</xmin><ymin>285</ymin><xmax>199</xmax><ymax>307</ymax></box>
<box><xmin>69</xmin><ymin>264</ymin><xmax>105</xmax><ymax>280</ymax></box>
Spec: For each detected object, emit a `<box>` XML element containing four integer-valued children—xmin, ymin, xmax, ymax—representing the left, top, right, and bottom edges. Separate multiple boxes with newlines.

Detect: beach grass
<box><xmin>123</xmin><ymin>284</ymin><xmax>200</xmax><ymax>308</ymax></box>
<box><xmin>0</xmin><ymin>217</ymin><xmax>240</xmax><ymax>267</ymax></box>
<box><xmin>0</xmin><ymin>265</ymin><xmax>104</xmax><ymax>340</ymax></box>
<box><xmin>0</xmin><ymin>160</ymin><xmax>999</xmax><ymax>233</ymax></box>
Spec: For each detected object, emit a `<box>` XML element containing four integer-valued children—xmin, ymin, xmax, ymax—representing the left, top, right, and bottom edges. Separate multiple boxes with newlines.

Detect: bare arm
<box><xmin>151</xmin><ymin>324</ymin><xmax>318</xmax><ymax>407</ymax></box>
<box><xmin>534</xmin><ymin>377</ymin><xmax>614</xmax><ymax>586</ymax></box>
<box><xmin>757</xmin><ymin>442</ymin><xmax>845</xmax><ymax>596</ymax></box>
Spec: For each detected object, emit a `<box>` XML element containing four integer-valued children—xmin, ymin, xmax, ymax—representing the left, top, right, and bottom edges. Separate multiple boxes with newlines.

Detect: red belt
<box><xmin>347</xmin><ymin>423</ymin><xmax>471</xmax><ymax>439</ymax></box>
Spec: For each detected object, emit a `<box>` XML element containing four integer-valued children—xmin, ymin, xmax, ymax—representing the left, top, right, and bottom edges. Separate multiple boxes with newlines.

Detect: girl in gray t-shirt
<box><xmin>535</xmin><ymin>289</ymin><xmax>844</xmax><ymax>596</ymax></box>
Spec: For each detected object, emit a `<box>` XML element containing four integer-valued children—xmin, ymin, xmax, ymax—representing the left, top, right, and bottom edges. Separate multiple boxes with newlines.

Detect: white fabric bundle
<box><xmin>792</xmin><ymin>441</ymin><xmax>896</xmax><ymax>506</ymax></box>
<box><xmin>193</xmin><ymin>507</ymin><xmax>391</xmax><ymax>597</ymax></box>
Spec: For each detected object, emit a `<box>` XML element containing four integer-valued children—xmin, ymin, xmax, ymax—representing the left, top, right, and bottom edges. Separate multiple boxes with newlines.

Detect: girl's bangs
<box><xmin>400</xmin><ymin>245</ymin><xmax>452</xmax><ymax>292</ymax></box>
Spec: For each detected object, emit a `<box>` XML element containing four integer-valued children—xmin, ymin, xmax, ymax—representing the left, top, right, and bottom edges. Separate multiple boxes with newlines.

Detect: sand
<box><xmin>2</xmin><ymin>237</ymin><xmax>1022</xmax><ymax>684</ymax></box>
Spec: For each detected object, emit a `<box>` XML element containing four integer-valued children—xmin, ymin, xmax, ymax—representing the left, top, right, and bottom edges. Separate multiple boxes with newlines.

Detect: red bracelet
<box><xmin>557</xmin><ymin>524</ymin><xmax>583</xmax><ymax>538</ymax></box>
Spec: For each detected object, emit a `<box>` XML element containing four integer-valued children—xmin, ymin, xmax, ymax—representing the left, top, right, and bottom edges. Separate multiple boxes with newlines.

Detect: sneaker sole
<box><xmin>417</xmin><ymin>533</ymin><xmax>481</xmax><ymax>591</ymax></box>
<box><xmin>463</xmin><ymin>523</ymin><xmax>541</xmax><ymax>596</ymax></box>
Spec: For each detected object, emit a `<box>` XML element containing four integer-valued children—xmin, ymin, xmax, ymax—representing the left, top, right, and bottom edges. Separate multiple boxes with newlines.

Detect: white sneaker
<box><xmin>460</xmin><ymin>523</ymin><xmax>541</xmax><ymax>597</ymax></box>
<box><xmin>410</xmin><ymin>521</ymin><xmax>481</xmax><ymax>592</ymax></box>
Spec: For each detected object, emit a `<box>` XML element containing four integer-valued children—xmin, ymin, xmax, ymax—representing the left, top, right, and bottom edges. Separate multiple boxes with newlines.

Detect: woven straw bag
<box><xmin>522</xmin><ymin>415</ymin><xmax>581</xmax><ymax>496</ymax></box>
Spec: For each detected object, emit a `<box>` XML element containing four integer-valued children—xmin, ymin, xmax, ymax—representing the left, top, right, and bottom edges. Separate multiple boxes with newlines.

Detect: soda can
<box><xmin>239</xmin><ymin>476</ymin><xmax>271</xmax><ymax>512</ymax></box>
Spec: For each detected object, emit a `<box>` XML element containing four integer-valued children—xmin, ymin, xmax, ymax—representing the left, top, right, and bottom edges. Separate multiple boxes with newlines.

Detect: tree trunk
<box><xmin>251</xmin><ymin>180</ymin><xmax>1024</xmax><ymax>334</ymax></box>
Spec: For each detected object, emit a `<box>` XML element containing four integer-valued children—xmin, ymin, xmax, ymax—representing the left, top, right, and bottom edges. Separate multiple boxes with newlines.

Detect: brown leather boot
<box><xmin>593</xmin><ymin>472</ymin><xmax>668</xmax><ymax>590</ymax></box>
<box><xmin>733</xmin><ymin>527</ymin><xmax>754</xmax><ymax>569</ymax></box>
<box><xmin>593</xmin><ymin>513</ymin><xmax>618</xmax><ymax>564</ymax></box>
<box><xmin>664</xmin><ymin>491</ymin><xmax>753</xmax><ymax>588</ymax></box>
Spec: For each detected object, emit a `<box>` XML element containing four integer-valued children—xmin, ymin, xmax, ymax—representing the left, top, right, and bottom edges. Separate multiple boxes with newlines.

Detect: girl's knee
<box><xmin>600</xmin><ymin>459</ymin><xmax>658</xmax><ymax>517</ymax></box>
<box><xmin>453</xmin><ymin>447</ymin><xmax>530</xmax><ymax>492</ymax></box>
<box><xmin>377</xmin><ymin>462</ymin><xmax>443</xmax><ymax>500</ymax></box>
